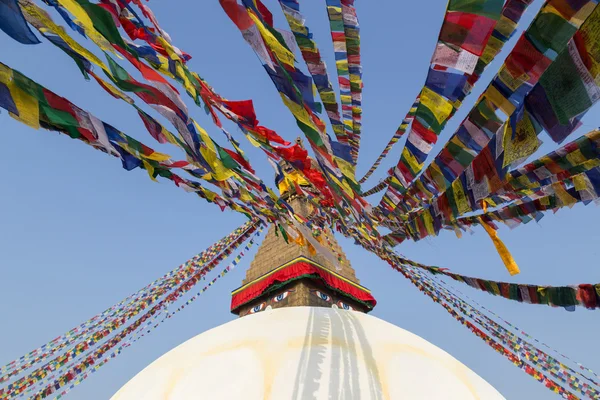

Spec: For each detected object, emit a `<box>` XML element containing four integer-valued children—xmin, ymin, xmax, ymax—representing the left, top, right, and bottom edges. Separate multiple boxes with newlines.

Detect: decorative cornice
<box><xmin>232</xmin><ymin>256</ymin><xmax>371</xmax><ymax>295</ymax></box>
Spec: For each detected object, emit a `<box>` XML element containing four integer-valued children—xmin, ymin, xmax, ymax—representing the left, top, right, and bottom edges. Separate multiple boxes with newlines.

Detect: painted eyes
<box><xmin>249</xmin><ymin>302</ymin><xmax>266</xmax><ymax>314</ymax></box>
<box><xmin>314</xmin><ymin>290</ymin><xmax>331</xmax><ymax>302</ymax></box>
<box><xmin>272</xmin><ymin>291</ymin><xmax>291</xmax><ymax>303</ymax></box>
<box><xmin>337</xmin><ymin>301</ymin><xmax>354</xmax><ymax>311</ymax></box>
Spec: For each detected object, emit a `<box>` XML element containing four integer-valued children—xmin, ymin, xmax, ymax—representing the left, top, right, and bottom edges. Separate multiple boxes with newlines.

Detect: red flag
<box><xmin>114</xmin><ymin>45</ymin><xmax>179</xmax><ymax>93</ymax></box>
<box><xmin>254</xmin><ymin>126</ymin><xmax>290</xmax><ymax>145</ymax></box>
<box><xmin>221</xmin><ymin>99</ymin><xmax>257</xmax><ymax>126</ymax></box>
<box><xmin>256</xmin><ymin>0</ymin><xmax>273</xmax><ymax>26</ymax></box>
<box><xmin>224</xmin><ymin>149</ymin><xmax>255</xmax><ymax>173</ymax></box>
<box><xmin>274</xmin><ymin>144</ymin><xmax>309</xmax><ymax>169</ymax></box>
<box><xmin>138</xmin><ymin>110</ymin><xmax>168</xmax><ymax>144</ymax></box>
<box><xmin>220</xmin><ymin>0</ymin><xmax>254</xmax><ymax>30</ymax></box>
<box><xmin>42</xmin><ymin>89</ymin><xmax>96</xmax><ymax>142</ymax></box>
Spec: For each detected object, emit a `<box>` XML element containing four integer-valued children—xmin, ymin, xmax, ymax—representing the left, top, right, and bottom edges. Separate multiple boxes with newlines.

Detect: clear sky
<box><xmin>1</xmin><ymin>0</ymin><xmax>599</xmax><ymax>399</ymax></box>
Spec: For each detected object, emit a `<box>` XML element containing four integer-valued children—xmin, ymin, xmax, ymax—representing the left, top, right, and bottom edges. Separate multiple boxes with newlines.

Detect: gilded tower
<box><xmin>231</xmin><ymin>141</ymin><xmax>376</xmax><ymax>316</ymax></box>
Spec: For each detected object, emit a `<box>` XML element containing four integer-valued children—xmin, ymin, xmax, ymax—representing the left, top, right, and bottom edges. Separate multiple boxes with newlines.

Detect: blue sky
<box><xmin>1</xmin><ymin>0</ymin><xmax>599</xmax><ymax>398</ymax></box>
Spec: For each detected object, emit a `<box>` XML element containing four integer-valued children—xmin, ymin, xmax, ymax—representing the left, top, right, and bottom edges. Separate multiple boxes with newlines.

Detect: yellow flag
<box><xmin>0</xmin><ymin>63</ymin><xmax>11</xmax><ymax>83</ymax></box>
<box><xmin>452</xmin><ymin>179</ymin><xmax>471</xmax><ymax>215</ymax></box>
<box><xmin>552</xmin><ymin>182</ymin><xmax>577</xmax><ymax>207</ymax></box>
<box><xmin>155</xmin><ymin>55</ymin><xmax>176</xmax><ymax>79</ymax></box>
<box><xmin>402</xmin><ymin>148</ymin><xmax>422</xmax><ymax>175</ymax></box>
<box><xmin>280</xmin><ymin>94</ymin><xmax>314</xmax><ymax>129</ymax></box>
<box><xmin>422</xmin><ymin>211</ymin><xmax>435</xmax><ymax>237</ymax></box>
<box><xmin>429</xmin><ymin>163</ymin><xmax>447</xmax><ymax>190</ymax></box>
<box><xmin>142</xmin><ymin>160</ymin><xmax>157</xmax><ymax>182</ymax></box>
<box><xmin>340</xmin><ymin>179</ymin><xmax>355</xmax><ymax>199</ymax></box>
<box><xmin>143</xmin><ymin>151</ymin><xmax>172</xmax><ymax>162</ymax></box>
<box><xmin>485</xmin><ymin>85</ymin><xmax>516</xmax><ymax>116</ymax></box>
<box><xmin>336</xmin><ymin>59</ymin><xmax>349</xmax><ymax>74</ymax></box>
<box><xmin>174</xmin><ymin>61</ymin><xmax>198</xmax><ymax>98</ymax></box>
<box><xmin>479</xmin><ymin>216</ymin><xmax>520</xmax><ymax>275</ymax></box>
<box><xmin>245</xmin><ymin>132</ymin><xmax>263</xmax><ymax>148</ymax></box>
<box><xmin>566</xmin><ymin>149</ymin><xmax>587</xmax><ymax>166</ymax></box>
<box><xmin>320</xmin><ymin>91</ymin><xmax>336</xmax><ymax>104</ymax></box>
<box><xmin>335</xmin><ymin>158</ymin><xmax>357</xmax><ymax>182</ymax></box>
<box><xmin>248</xmin><ymin>12</ymin><xmax>295</xmax><ymax>68</ymax></box>
<box><xmin>239</xmin><ymin>188</ymin><xmax>252</xmax><ymax>202</ymax></box>
<box><xmin>194</xmin><ymin>121</ymin><xmax>235</xmax><ymax>181</ymax></box>
<box><xmin>21</xmin><ymin>3</ymin><xmax>109</xmax><ymax>73</ymax></box>
<box><xmin>201</xmin><ymin>187</ymin><xmax>218</xmax><ymax>202</ymax></box>
<box><xmin>420</xmin><ymin>87</ymin><xmax>453</xmax><ymax>124</ymax></box>
<box><xmin>573</xmin><ymin>174</ymin><xmax>588</xmax><ymax>191</ymax></box>
<box><xmin>502</xmin><ymin>113</ymin><xmax>540</xmax><ymax>168</ymax></box>
<box><xmin>488</xmin><ymin>281</ymin><xmax>501</xmax><ymax>295</ymax></box>
<box><xmin>6</xmin><ymin>75</ymin><xmax>40</xmax><ymax>130</ymax></box>
<box><xmin>540</xmin><ymin>196</ymin><xmax>550</xmax><ymax>206</ymax></box>
<box><xmin>56</xmin><ymin>0</ymin><xmax>116</xmax><ymax>54</ymax></box>
<box><xmin>495</xmin><ymin>16</ymin><xmax>517</xmax><ymax>40</ymax></box>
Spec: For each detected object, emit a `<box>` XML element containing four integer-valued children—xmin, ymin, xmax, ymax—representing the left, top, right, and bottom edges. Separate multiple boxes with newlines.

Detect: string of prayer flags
<box><xmin>434</xmin><ymin>267</ymin><xmax>600</xmax><ymax>310</ymax></box>
<box><xmin>396</xmin><ymin>120</ymin><xmax>600</xmax><ymax>240</ymax></box>
<box><xmin>460</xmin><ymin>178</ymin><xmax>597</xmax><ymax>226</ymax></box>
<box><xmin>428</xmin><ymin>273</ymin><xmax>600</xmax><ymax>398</ymax></box>
<box><xmin>497</xmin><ymin>130</ymin><xmax>600</xmax><ymax>198</ymax></box>
<box><xmin>453</xmin><ymin>285</ymin><xmax>600</xmax><ymax>385</ymax></box>
<box><xmin>325</xmin><ymin>0</ymin><xmax>354</xmax><ymax>151</ymax></box>
<box><xmin>390</xmin><ymin>171</ymin><xmax>597</xmax><ymax>244</ymax></box>
<box><xmin>377</xmin><ymin>0</ymin><xmax>595</xmax><ymax>218</ymax></box>
<box><xmin>383</xmin><ymin>0</ymin><xmax>600</xmax><ymax>228</ymax></box>
<box><xmin>277</xmin><ymin>0</ymin><xmax>346</xmax><ymax>144</ymax></box>
<box><xmin>19</xmin><ymin>0</ymin><xmax>291</xmax><ymax>219</ymax></box>
<box><xmin>335</xmin><ymin>0</ymin><xmax>363</xmax><ymax>163</ymax></box>
<box><xmin>31</xmin><ymin>228</ymin><xmax>264</xmax><ymax>400</ymax></box>
<box><xmin>35</xmin><ymin>228</ymin><xmax>268</xmax><ymax>399</ymax></box>
<box><xmin>18</xmin><ymin>1</ymin><xmax>257</xmax><ymax>180</ymax></box>
<box><xmin>401</xmin><ymin>267</ymin><xmax>576</xmax><ymax>397</ymax></box>
<box><xmin>5</xmin><ymin>0</ymin><xmax>600</xmax><ymax>397</ymax></box>
<box><xmin>360</xmin><ymin>0</ymin><xmax>534</xmax><ymax>187</ymax></box>
<box><xmin>0</xmin><ymin>224</ymin><xmax>263</xmax><ymax>399</ymax></box>
<box><xmin>0</xmin><ymin>62</ymin><xmax>263</xmax><ymax>219</ymax></box>
<box><xmin>134</xmin><ymin>227</ymin><xmax>264</xmax><ymax>338</ymax></box>
<box><xmin>15</xmin><ymin>0</ymin><xmax>377</xmax><ymax>246</ymax></box>
<box><xmin>0</xmin><ymin>221</ymin><xmax>258</xmax><ymax>382</ymax></box>
<box><xmin>359</xmin><ymin>98</ymin><xmax>420</xmax><ymax>184</ymax></box>
<box><xmin>361</xmin><ymin>179</ymin><xmax>390</xmax><ymax>196</ymax></box>
<box><xmin>378</xmin><ymin>126</ymin><xmax>599</xmax><ymax>242</ymax></box>
<box><xmin>227</xmin><ymin>0</ymin><xmax>378</xmax><ymax>243</ymax></box>
<box><xmin>380</xmin><ymin>248</ymin><xmax>600</xmax><ymax>310</ymax></box>
<box><xmin>0</xmin><ymin>222</ymin><xmax>259</xmax><ymax>389</ymax></box>
<box><xmin>388</xmin><ymin>261</ymin><xmax>600</xmax><ymax>398</ymax></box>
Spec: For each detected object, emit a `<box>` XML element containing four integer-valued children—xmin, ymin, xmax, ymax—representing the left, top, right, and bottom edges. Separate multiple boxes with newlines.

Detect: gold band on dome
<box><xmin>231</xmin><ymin>256</ymin><xmax>371</xmax><ymax>295</ymax></box>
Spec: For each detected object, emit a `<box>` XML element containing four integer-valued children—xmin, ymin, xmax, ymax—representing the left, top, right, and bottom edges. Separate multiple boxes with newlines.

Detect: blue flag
<box><xmin>0</xmin><ymin>0</ymin><xmax>40</xmax><ymax>44</ymax></box>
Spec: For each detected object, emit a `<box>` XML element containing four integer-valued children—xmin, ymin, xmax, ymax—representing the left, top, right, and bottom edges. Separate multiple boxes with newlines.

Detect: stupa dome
<box><xmin>111</xmin><ymin>307</ymin><xmax>504</xmax><ymax>399</ymax></box>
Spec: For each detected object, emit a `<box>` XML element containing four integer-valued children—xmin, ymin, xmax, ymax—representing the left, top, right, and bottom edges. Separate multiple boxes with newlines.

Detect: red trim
<box><xmin>231</xmin><ymin>260</ymin><xmax>376</xmax><ymax>312</ymax></box>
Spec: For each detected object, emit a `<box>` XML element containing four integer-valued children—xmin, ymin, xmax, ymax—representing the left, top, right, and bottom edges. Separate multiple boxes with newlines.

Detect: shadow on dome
<box><xmin>291</xmin><ymin>308</ymin><xmax>384</xmax><ymax>399</ymax></box>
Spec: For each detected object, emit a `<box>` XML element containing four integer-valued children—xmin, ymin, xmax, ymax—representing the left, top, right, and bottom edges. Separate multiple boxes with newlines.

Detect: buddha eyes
<box><xmin>249</xmin><ymin>302</ymin><xmax>266</xmax><ymax>314</ymax></box>
<box><xmin>337</xmin><ymin>301</ymin><xmax>354</xmax><ymax>311</ymax></box>
<box><xmin>313</xmin><ymin>290</ymin><xmax>331</xmax><ymax>302</ymax></box>
<box><xmin>248</xmin><ymin>289</ymin><xmax>352</xmax><ymax>311</ymax></box>
<box><xmin>247</xmin><ymin>290</ymin><xmax>295</xmax><ymax>315</ymax></box>
<box><xmin>272</xmin><ymin>291</ymin><xmax>291</xmax><ymax>303</ymax></box>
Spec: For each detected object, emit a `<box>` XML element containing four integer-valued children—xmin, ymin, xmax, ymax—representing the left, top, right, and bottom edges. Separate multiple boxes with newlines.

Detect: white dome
<box><xmin>112</xmin><ymin>307</ymin><xmax>504</xmax><ymax>400</ymax></box>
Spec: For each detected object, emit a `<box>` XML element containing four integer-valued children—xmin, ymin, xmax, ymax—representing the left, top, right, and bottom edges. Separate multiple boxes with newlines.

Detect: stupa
<box><xmin>111</xmin><ymin>148</ymin><xmax>505</xmax><ymax>399</ymax></box>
